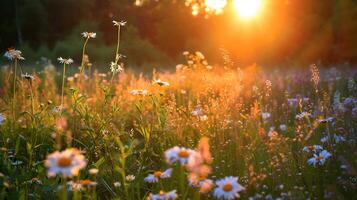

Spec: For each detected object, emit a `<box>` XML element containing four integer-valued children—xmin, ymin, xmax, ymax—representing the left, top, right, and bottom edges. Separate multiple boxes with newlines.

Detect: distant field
<box><xmin>0</xmin><ymin>48</ymin><xmax>356</xmax><ymax>200</ymax></box>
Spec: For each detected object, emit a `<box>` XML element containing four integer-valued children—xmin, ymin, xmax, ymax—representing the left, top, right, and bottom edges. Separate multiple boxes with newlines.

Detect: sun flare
<box><xmin>233</xmin><ymin>0</ymin><xmax>262</xmax><ymax>18</ymax></box>
<box><xmin>205</xmin><ymin>0</ymin><xmax>227</xmax><ymax>14</ymax></box>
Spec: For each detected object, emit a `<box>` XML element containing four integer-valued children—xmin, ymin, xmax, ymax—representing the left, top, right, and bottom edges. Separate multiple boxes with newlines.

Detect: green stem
<box><xmin>61</xmin><ymin>178</ymin><xmax>68</xmax><ymax>200</ymax></box>
<box><xmin>61</xmin><ymin>63</ymin><xmax>67</xmax><ymax>107</ymax></box>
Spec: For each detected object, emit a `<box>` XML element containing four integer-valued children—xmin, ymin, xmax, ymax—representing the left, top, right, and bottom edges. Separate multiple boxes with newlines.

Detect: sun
<box><xmin>233</xmin><ymin>0</ymin><xmax>263</xmax><ymax>18</ymax></box>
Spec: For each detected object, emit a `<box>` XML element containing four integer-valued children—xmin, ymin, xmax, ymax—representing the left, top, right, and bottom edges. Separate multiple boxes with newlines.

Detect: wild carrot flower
<box><xmin>307</xmin><ymin>150</ymin><xmax>331</xmax><ymax>167</ymax></box>
<box><xmin>110</xmin><ymin>62</ymin><xmax>123</xmax><ymax>73</ymax></box>
<box><xmin>81</xmin><ymin>32</ymin><xmax>96</xmax><ymax>38</ymax></box>
<box><xmin>0</xmin><ymin>113</ymin><xmax>6</xmax><ymax>125</ymax></box>
<box><xmin>165</xmin><ymin>146</ymin><xmax>195</xmax><ymax>165</ymax></box>
<box><xmin>126</xmin><ymin>175</ymin><xmax>136</xmax><ymax>182</ymax></box>
<box><xmin>45</xmin><ymin>148</ymin><xmax>87</xmax><ymax>177</ymax></box>
<box><xmin>144</xmin><ymin>168</ymin><xmax>173</xmax><ymax>183</ymax></box>
<box><xmin>153</xmin><ymin>79</ymin><xmax>170</xmax><ymax>87</ymax></box>
<box><xmin>303</xmin><ymin>145</ymin><xmax>323</xmax><ymax>153</ymax></box>
<box><xmin>4</xmin><ymin>48</ymin><xmax>25</xmax><ymax>60</ymax></box>
<box><xmin>213</xmin><ymin>176</ymin><xmax>245</xmax><ymax>199</ymax></box>
<box><xmin>147</xmin><ymin>190</ymin><xmax>177</xmax><ymax>200</ymax></box>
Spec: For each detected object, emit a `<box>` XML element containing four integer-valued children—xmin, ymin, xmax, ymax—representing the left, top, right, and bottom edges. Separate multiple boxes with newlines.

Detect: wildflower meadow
<box><xmin>1</xmin><ymin>1</ymin><xmax>357</xmax><ymax>200</ymax></box>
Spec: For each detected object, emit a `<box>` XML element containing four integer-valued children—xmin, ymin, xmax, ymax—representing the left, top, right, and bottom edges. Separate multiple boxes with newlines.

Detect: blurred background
<box><xmin>0</xmin><ymin>0</ymin><xmax>357</xmax><ymax>71</ymax></box>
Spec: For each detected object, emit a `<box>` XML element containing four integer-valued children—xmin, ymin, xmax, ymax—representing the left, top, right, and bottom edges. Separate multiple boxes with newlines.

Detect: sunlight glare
<box><xmin>205</xmin><ymin>0</ymin><xmax>227</xmax><ymax>14</ymax></box>
<box><xmin>233</xmin><ymin>0</ymin><xmax>262</xmax><ymax>18</ymax></box>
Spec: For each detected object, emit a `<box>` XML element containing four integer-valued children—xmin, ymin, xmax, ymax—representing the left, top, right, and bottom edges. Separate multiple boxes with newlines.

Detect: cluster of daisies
<box><xmin>145</xmin><ymin>137</ymin><xmax>245</xmax><ymax>200</ymax></box>
<box><xmin>303</xmin><ymin>145</ymin><xmax>332</xmax><ymax>167</ymax></box>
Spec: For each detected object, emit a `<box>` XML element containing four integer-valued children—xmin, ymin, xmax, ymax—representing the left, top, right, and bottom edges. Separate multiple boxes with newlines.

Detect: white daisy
<box><xmin>303</xmin><ymin>145</ymin><xmax>323</xmax><ymax>153</ymax></box>
<box><xmin>21</xmin><ymin>73</ymin><xmax>34</xmax><ymax>81</ymax></box>
<box><xmin>165</xmin><ymin>146</ymin><xmax>195</xmax><ymax>165</ymax></box>
<box><xmin>153</xmin><ymin>79</ymin><xmax>170</xmax><ymax>87</ymax></box>
<box><xmin>81</xmin><ymin>32</ymin><xmax>96</xmax><ymax>38</ymax></box>
<box><xmin>213</xmin><ymin>176</ymin><xmax>245</xmax><ymax>199</ymax></box>
<box><xmin>57</xmin><ymin>57</ymin><xmax>74</xmax><ymax>65</ymax></box>
<box><xmin>4</xmin><ymin>48</ymin><xmax>25</xmax><ymax>60</ymax></box>
<box><xmin>147</xmin><ymin>190</ymin><xmax>177</xmax><ymax>200</ymax></box>
<box><xmin>144</xmin><ymin>168</ymin><xmax>173</xmax><ymax>183</ymax></box>
<box><xmin>113</xmin><ymin>20</ymin><xmax>127</xmax><ymax>26</ymax></box>
<box><xmin>45</xmin><ymin>148</ymin><xmax>87</xmax><ymax>177</ymax></box>
<box><xmin>307</xmin><ymin>150</ymin><xmax>331</xmax><ymax>167</ymax></box>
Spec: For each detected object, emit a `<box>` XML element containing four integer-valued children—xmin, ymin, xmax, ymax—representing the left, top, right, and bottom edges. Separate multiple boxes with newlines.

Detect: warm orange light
<box><xmin>205</xmin><ymin>0</ymin><xmax>227</xmax><ymax>14</ymax></box>
<box><xmin>233</xmin><ymin>0</ymin><xmax>262</xmax><ymax>18</ymax></box>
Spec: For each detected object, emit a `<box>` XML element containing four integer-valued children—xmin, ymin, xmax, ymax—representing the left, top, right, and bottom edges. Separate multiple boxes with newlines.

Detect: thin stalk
<box><xmin>61</xmin><ymin>63</ymin><xmax>67</xmax><ymax>107</ymax></box>
<box><xmin>115</xmin><ymin>25</ymin><xmax>121</xmax><ymax>60</ymax></box>
<box><xmin>29</xmin><ymin>81</ymin><xmax>35</xmax><ymax>115</ymax></box>
<box><xmin>80</xmin><ymin>37</ymin><xmax>89</xmax><ymax>74</ymax></box>
<box><xmin>12</xmin><ymin>59</ymin><xmax>18</xmax><ymax>128</ymax></box>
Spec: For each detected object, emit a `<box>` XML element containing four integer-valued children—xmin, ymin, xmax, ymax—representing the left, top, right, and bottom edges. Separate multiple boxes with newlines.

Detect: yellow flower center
<box><xmin>179</xmin><ymin>150</ymin><xmax>189</xmax><ymax>158</ymax></box>
<box><xmin>223</xmin><ymin>183</ymin><xmax>233</xmax><ymax>192</ymax></box>
<box><xmin>316</xmin><ymin>156</ymin><xmax>323</xmax><ymax>161</ymax></box>
<box><xmin>80</xmin><ymin>179</ymin><xmax>92</xmax><ymax>186</ymax></box>
<box><xmin>159</xmin><ymin>190</ymin><xmax>165</xmax><ymax>195</ymax></box>
<box><xmin>154</xmin><ymin>171</ymin><xmax>162</xmax><ymax>177</ymax></box>
<box><xmin>57</xmin><ymin>156</ymin><xmax>72</xmax><ymax>167</ymax></box>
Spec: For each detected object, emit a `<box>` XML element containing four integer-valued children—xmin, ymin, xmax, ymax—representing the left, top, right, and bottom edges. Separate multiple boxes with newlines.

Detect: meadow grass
<box><xmin>0</xmin><ymin>26</ymin><xmax>356</xmax><ymax>200</ymax></box>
